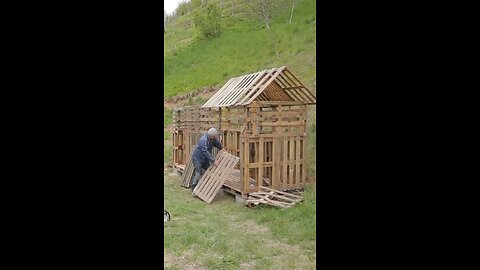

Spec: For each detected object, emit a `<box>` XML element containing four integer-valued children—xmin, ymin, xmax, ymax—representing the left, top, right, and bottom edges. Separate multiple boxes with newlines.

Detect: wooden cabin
<box><xmin>172</xmin><ymin>66</ymin><xmax>316</xmax><ymax>197</ymax></box>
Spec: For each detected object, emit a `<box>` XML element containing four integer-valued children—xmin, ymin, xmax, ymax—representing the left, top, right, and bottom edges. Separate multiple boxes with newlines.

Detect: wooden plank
<box><xmin>258</xmin><ymin>111</ymin><xmax>305</xmax><ymax>117</ymax></box>
<box><xmin>180</xmin><ymin>149</ymin><xmax>196</xmax><ymax>188</ymax></box>
<box><xmin>259</xmin><ymin>121</ymin><xmax>304</xmax><ymax>127</ymax></box>
<box><xmin>295</xmin><ymin>138</ymin><xmax>300</xmax><ymax>186</ymax></box>
<box><xmin>243</xmin><ymin>138</ymin><xmax>249</xmax><ymax>194</ymax></box>
<box><xmin>275</xmin><ymin>73</ymin><xmax>292</xmax><ymax>88</ymax></box>
<box><xmin>246</xmin><ymin>195</ymin><xmax>292</xmax><ymax>208</ymax></box>
<box><xmin>202</xmin><ymin>149</ymin><xmax>230</xmax><ymax>196</ymax></box>
<box><xmin>212</xmin><ymin>76</ymin><xmax>246</xmax><ymax>107</ymax></box>
<box><xmin>193</xmin><ymin>151</ymin><xmax>240</xmax><ymax>203</ymax></box>
<box><xmin>202</xmin><ymin>77</ymin><xmax>237</xmax><ymax>108</ymax></box>
<box><xmin>272</xmin><ymin>137</ymin><xmax>277</xmax><ymax>189</ymax></box>
<box><xmin>237</xmin><ymin>68</ymin><xmax>278</xmax><ymax>105</ymax></box>
<box><xmin>257</xmin><ymin>101</ymin><xmax>305</xmax><ymax>106</ymax></box>
<box><xmin>259</xmin><ymin>186</ymin><xmax>304</xmax><ymax>200</ymax></box>
<box><xmin>240</xmin><ymin>162</ymin><xmax>275</xmax><ymax>168</ymax></box>
<box><xmin>195</xmin><ymin>152</ymin><xmax>227</xmax><ymax>198</ymax></box>
<box><xmin>289</xmin><ymin>136</ymin><xmax>295</xmax><ymax>188</ymax></box>
<box><xmin>258</xmin><ymin>137</ymin><xmax>264</xmax><ymax>190</ymax></box>
<box><xmin>281</xmin><ymin>86</ymin><xmax>307</xmax><ymax>92</ymax></box>
<box><xmin>240</xmin><ymin>137</ymin><xmax>245</xmax><ymax>194</ymax></box>
<box><xmin>223</xmin><ymin>169</ymin><xmax>242</xmax><ymax>193</ymax></box>
<box><xmin>248</xmin><ymin>192</ymin><xmax>301</xmax><ymax>203</ymax></box>
<box><xmin>242</xmin><ymin>67</ymin><xmax>286</xmax><ymax>105</ymax></box>
<box><xmin>222</xmin><ymin>71</ymin><xmax>266</xmax><ymax>107</ymax></box>
<box><xmin>303</xmin><ymin>106</ymin><xmax>308</xmax><ymax>183</ymax></box>
<box><xmin>284</xmin><ymin>69</ymin><xmax>316</xmax><ymax>103</ymax></box>
<box><xmin>284</xmin><ymin>88</ymin><xmax>305</xmax><ymax>102</ymax></box>
<box><xmin>220</xmin><ymin>74</ymin><xmax>257</xmax><ymax>106</ymax></box>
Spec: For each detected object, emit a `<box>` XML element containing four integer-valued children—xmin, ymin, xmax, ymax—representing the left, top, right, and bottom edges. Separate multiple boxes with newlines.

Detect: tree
<box><xmin>193</xmin><ymin>3</ymin><xmax>222</xmax><ymax>39</ymax></box>
<box><xmin>244</xmin><ymin>0</ymin><xmax>287</xmax><ymax>30</ymax></box>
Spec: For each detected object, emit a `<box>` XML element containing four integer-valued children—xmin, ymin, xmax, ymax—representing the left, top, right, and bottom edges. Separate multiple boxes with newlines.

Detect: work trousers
<box><xmin>191</xmin><ymin>158</ymin><xmax>211</xmax><ymax>191</ymax></box>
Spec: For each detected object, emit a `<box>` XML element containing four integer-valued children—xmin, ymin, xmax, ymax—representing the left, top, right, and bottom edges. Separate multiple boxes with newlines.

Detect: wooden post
<box><xmin>289</xmin><ymin>136</ymin><xmax>294</xmax><ymax>189</ymax></box>
<box><xmin>303</xmin><ymin>104</ymin><xmax>308</xmax><ymax>183</ymax></box>
<box><xmin>272</xmin><ymin>137</ymin><xmax>277</xmax><ymax>189</ymax></box>
<box><xmin>251</xmin><ymin>101</ymin><xmax>259</xmax><ymax>136</ymax></box>
<box><xmin>219</xmin><ymin>107</ymin><xmax>222</xmax><ymax>131</ymax></box>
<box><xmin>258</xmin><ymin>137</ymin><xmax>264</xmax><ymax>190</ymax></box>
<box><xmin>282</xmin><ymin>137</ymin><xmax>288</xmax><ymax>190</ymax></box>
<box><xmin>295</xmin><ymin>137</ymin><xmax>300</xmax><ymax>185</ymax></box>
<box><xmin>242</xmin><ymin>137</ymin><xmax>249</xmax><ymax>194</ymax></box>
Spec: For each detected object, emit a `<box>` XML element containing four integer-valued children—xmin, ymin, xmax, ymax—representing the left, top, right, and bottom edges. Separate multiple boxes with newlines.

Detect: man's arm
<box><xmin>200</xmin><ymin>138</ymin><xmax>215</xmax><ymax>163</ymax></box>
<box><xmin>213</xmin><ymin>139</ymin><xmax>223</xmax><ymax>151</ymax></box>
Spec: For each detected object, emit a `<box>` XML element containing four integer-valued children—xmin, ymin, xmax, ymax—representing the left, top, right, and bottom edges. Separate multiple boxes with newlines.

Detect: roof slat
<box><xmin>242</xmin><ymin>66</ymin><xmax>287</xmax><ymax>105</ymax></box>
<box><xmin>202</xmin><ymin>78</ymin><xmax>237</xmax><ymax>107</ymax></box>
<box><xmin>202</xmin><ymin>66</ymin><xmax>316</xmax><ymax>107</ymax></box>
<box><xmin>216</xmin><ymin>75</ymin><xmax>251</xmax><ymax>107</ymax></box>
<box><xmin>237</xmin><ymin>68</ymin><xmax>279</xmax><ymax>105</ymax></box>
<box><xmin>221</xmin><ymin>71</ymin><xmax>265</xmax><ymax>107</ymax></box>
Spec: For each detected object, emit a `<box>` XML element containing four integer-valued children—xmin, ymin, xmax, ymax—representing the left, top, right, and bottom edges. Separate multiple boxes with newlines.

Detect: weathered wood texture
<box><xmin>172</xmin><ymin>66</ymin><xmax>315</xmax><ymax>196</ymax></box>
<box><xmin>193</xmin><ymin>151</ymin><xmax>240</xmax><ymax>204</ymax></box>
<box><xmin>246</xmin><ymin>186</ymin><xmax>304</xmax><ymax>208</ymax></box>
<box><xmin>173</xmin><ymin>106</ymin><xmax>221</xmax><ymax>131</ymax></box>
<box><xmin>174</xmin><ymin>103</ymin><xmax>311</xmax><ymax>194</ymax></box>
<box><xmin>202</xmin><ymin>66</ymin><xmax>316</xmax><ymax>107</ymax></box>
<box><xmin>180</xmin><ymin>149</ymin><xmax>195</xmax><ymax>188</ymax></box>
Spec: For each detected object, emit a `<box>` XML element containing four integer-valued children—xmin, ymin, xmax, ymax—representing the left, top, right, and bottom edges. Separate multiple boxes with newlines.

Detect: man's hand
<box><xmin>214</xmin><ymin>160</ymin><xmax>220</xmax><ymax>166</ymax></box>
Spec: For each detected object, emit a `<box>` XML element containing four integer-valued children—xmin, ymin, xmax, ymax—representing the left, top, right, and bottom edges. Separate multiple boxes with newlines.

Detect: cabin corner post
<box><xmin>303</xmin><ymin>104</ymin><xmax>308</xmax><ymax>183</ymax></box>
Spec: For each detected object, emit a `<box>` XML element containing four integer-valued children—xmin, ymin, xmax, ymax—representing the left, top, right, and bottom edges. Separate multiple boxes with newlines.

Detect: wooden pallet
<box><xmin>180</xmin><ymin>149</ymin><xmax>195</xmax><ymax>188</ymax></box>
<box><xmin>193</xmin><ymin>151</ymin><xmax>240</xmax><ymax>204</ymax></box>
<box><xmin>245</xmin><ymin>186</ymin><xmax>304</xmax><ymax>208</ymax></box>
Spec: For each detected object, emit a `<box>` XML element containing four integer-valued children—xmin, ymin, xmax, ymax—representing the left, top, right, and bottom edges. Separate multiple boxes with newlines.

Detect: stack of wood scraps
<box><xmin>246</xmin><ymin>186</ymin><xmax>304</xmax><ymax>208</ymax></box>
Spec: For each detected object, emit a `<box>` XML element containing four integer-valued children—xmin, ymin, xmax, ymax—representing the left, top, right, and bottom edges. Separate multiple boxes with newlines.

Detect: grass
<box><xmin>164</xmin><ymin>0</ymin><xmax>316</xmax><ymax>97</ymax></box>
<box><xmin>164</xmin><ymin>172</ymin><xmax>316</xmax><ymax>269</ymax></box>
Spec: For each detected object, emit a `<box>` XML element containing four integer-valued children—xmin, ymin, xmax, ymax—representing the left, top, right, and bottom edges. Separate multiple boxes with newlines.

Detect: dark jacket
<box><xmin>192</xmin><ymin>134</ymin><xmax>223</xmax><ymax>163</ymax></box>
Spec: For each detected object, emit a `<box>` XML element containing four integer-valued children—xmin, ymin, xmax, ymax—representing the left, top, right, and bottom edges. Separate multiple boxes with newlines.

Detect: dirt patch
<box><xmin>164</xmin><ymin>251</ymin><xmax>207</xmax><ymax>270</ymax></box>
<box><xmin>233</xmin><ymin>219</ymin><xmax>270</xmax><ymax>235</ymax></box>
<box><xmin>263</xmin><ymin>237</ymin><xmax>316</xmax><ymax>269</ymax></box>
<box><xmin>239</xmin><ymin>261</ymin><xmax>256</xmax><ymax>270</ymax></box>
<box><xmin>164</xmin><ymin>86</ymin><xmax>219</xmax><ymax>109</ymax></box>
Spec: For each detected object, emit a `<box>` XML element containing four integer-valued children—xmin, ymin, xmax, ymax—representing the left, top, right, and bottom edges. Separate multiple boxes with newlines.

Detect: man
<box><xmin>190</xmin><ymin>127</ymin><xmax>223</xmax><ymax>197</ymax></box>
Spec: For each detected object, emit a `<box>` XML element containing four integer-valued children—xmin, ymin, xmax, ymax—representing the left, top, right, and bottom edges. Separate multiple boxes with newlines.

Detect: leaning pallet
<box><xmin>193</xmin><ymin>150</ymin><xmax>240</xmax><ymax>204</ymax></box>
<box><xmin>246</xmin><ymin>186</ymin><xmax>304</xmax><ymax>208</ymax></box>
<box><xmin>180</xmin><ymin>149</ymin><xmax>196</xmax><ymax>188</ymax></box>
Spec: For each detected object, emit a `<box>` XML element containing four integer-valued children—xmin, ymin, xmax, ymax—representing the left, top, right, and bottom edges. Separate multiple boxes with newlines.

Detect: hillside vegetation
<box><xmin>164</xmin><ymin>0</ymin><xmax>316</xmax><ymax>177</ymax></box>
<box><xmin>164</xmin><ymin>0</ymin><xmax>316</xmax><ymax>97</ymax></box>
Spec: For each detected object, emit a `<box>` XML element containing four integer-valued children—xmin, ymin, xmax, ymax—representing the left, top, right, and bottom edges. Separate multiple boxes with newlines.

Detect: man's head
<box><xmin>207</xmin><ymin>128</ymin><xmax>218</xmax><ymax>140</ymax></box>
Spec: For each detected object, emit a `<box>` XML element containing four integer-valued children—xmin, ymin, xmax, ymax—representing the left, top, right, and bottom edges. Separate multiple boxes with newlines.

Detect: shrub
<box><xmin>193</xmin><ymin>3</ymin><xmax>222</xmax><ymax>39</ymax></box>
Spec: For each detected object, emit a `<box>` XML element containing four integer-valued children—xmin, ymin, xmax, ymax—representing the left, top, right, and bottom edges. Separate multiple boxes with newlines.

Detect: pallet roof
<box><xmin>202</xmin><ymin>66</ymin><xmax>316</xmax><ymax>108</ymax></box>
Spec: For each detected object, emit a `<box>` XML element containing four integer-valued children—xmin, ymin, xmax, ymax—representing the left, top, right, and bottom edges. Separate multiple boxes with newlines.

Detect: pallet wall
<box><xmin>173</xmin><ymin>101</ymin><xmax>313</xmax><ymax>195</ymax></box>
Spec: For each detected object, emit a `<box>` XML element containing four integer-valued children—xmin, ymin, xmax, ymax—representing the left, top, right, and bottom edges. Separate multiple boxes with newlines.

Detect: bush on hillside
<box><xmin>193</xmin><ymin>3</ymin><xmax>222</xmax><ymax>39</ymax></box>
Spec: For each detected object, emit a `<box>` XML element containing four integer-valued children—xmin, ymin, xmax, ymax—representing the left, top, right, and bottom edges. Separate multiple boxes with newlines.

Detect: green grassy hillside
<box><xmin>164</xmin><ymin>0</ymin><xmax>316</xmax><ymax>97</ymax></box>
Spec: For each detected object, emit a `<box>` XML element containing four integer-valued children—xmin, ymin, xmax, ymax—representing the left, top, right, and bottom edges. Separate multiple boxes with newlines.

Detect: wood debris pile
<box><xmin>246</xmin><ymin>186</ymin><xmax>304</xmax><ymax>208</ymax></box>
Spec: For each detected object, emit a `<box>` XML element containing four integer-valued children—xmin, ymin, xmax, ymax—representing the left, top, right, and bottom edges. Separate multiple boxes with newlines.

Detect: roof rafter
<box><xmin>202</xmin><ymin>66</ymin><xmax>316</xmax><ymax>108</ymax></box>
